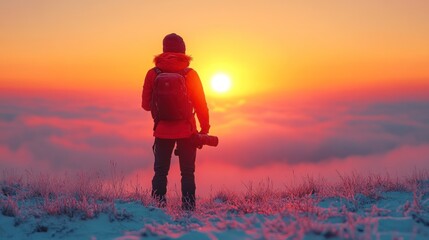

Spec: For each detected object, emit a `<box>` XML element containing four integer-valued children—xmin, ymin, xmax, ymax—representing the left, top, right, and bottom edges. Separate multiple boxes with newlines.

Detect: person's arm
<box><xmin>142</xmin><ymin>68</ymin><xmax>156</xmax><ymax>111</ymax></box>
<box><xmin>187</xmin><ymin>69</ymin><xmax>210</xmax><ymax>134</ymax></box>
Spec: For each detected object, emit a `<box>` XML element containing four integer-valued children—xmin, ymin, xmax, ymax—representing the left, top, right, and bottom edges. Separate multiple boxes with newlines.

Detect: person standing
<box><xmin>141</xmin><ymin>33</ymin><xmax>210</xmax><ymax>211</ymax></box>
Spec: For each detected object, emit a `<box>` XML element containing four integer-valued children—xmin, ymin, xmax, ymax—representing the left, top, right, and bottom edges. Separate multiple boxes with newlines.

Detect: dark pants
<box><xmin>151</xmin><ymin>136</ymin><xmax>196</xmax><ymax>210</ymax></box>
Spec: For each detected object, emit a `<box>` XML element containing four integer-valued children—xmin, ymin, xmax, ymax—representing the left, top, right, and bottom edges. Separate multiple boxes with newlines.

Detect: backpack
<box><xmin>150</xmin><ymin>68</ymin><xmax>194</xmax><ymax>124</ymax></box>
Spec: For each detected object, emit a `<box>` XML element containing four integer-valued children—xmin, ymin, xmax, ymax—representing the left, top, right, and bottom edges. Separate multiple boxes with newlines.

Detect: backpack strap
<box><xmin>181</xmin><ymin>68</ymin><xmax>196</xmax><ymax>117</ymax></box>
<box><xmin>154</xmin><ymin>67</ymin><xmax>162</xmax><ymax>75</ymax></box>
<box><xmin>154</xmin><ymin>67</ymin><xmax>190</xmax><ymax>75</ymax></box>
<box><xmin>152</xmin><ymin>67</ymin><xmax>161</xmax><ymax>131</ymax></box>
<box><xmin>181</xmin><ymin>68</ymin><xmax>191</xmax><ymax>76</ymax></box>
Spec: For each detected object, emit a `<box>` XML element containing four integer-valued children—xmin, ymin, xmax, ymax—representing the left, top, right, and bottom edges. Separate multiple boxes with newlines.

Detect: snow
<box><xmin>1</xmin><ymin>173</ymin><xmax>429</xmax><ymax>239</ymax></box>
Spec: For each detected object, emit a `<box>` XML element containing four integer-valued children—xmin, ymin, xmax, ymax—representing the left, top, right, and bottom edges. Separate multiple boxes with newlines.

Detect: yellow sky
<box><xmin>1</xmin><ymin>1</ymin><xmax>429</xmax><ymax>96</ymax></box>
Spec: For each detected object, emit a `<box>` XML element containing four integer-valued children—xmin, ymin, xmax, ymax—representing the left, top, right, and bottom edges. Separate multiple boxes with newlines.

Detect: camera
<box><xmin>174</xmin><ymin>133</ymin><xmax>218</xmax><ymax>156</ymax></box>
<box><xmin>193</xmin><ymin>133</ymin><xmax>219</xmax><ymax>147</ymax></box>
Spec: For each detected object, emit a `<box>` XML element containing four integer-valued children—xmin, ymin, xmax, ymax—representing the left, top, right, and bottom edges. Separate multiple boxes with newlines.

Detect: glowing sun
<box><xmin>211</xmin><ymin>73</ymin><xmax>232</xmax><ymax>93</ymax></box>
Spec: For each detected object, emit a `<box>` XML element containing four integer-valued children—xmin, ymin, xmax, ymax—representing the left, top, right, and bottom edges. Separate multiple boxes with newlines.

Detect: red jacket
<box><xmin>142</xmin><ymin>52</ymin><xmax>210</xmax><ymax>139</ymax></box>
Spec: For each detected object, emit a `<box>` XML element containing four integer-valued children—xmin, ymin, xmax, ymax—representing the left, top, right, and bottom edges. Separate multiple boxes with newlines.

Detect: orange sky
<box><xmin>2</xmin><ymin>1</ymin><xmax>429</xmax><ymax>196</ymax></box>
<box><xmin>1</xmin><ymin>1</ymin><xmax>429</xmax><ymax>97</ymax></box>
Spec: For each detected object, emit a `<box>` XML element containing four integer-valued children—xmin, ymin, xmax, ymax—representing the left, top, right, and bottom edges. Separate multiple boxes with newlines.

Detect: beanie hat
<box><xmin>163</xmin><ymin>33</ymin><xmax>186</xmax><ymax>53</ymax></box>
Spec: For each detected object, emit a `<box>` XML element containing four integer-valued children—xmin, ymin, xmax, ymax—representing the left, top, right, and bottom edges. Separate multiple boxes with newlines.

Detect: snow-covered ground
<box><xmin>1</xmin><ymin>171</ymin><xmax>429</xmax><ymax>239</ymax></box>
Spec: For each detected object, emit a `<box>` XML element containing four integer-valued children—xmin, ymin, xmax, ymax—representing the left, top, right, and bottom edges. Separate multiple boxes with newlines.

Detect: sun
<box><xmin>210</xmin><ymin>73</ymin><xmax>232</xmax><ymax>93</ymax></box>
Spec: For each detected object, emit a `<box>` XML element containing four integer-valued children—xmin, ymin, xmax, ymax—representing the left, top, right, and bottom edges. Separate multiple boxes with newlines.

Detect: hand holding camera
<box><xmin>193</xmin><ymin>133</ymin><xmax>219</xmax><ymax>149</ymax></box>
<box><xmin>174</xmin><ymin>133</ymin><xmax>218</xmax><ymax>156</ymax></box>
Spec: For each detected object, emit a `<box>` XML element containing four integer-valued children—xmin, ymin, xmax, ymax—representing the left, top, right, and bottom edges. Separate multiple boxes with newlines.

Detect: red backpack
<box><xmin>150</xmin><ymin>68</ymin><xmax>194</xmax><ymax>125</ymax></box>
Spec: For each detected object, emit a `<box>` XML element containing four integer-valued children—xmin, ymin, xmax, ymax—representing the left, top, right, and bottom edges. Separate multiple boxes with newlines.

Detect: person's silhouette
<box><xmin>142</xmin><ymin>33</ymin><xmax>210</xmax><ymax>211</ymax></box>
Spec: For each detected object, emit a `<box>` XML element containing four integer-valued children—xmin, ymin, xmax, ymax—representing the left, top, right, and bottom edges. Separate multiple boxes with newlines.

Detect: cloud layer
<box><xmin>1</xmin><ymin>88</ymin><xmax>429</xmax><ymax>188</ymax></box>
<box><xmin>206</xmin><ymin>89</ymin><xmax>429</xmax><ymax>168</ymax></box>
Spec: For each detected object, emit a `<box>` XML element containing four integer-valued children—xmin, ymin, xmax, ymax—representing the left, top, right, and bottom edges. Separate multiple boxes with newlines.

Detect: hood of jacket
<box><xmin>154</xmin><ymin>52</ymin><xmax>192</xmax><ymax>72</ymax></box>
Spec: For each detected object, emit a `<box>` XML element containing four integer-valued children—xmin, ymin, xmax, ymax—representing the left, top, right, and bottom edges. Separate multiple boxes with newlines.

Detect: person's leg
<box><xmin>177</xmin><ymin>136</ymin><xmax>197</xmax><ymax>210</ymax></box>
<box><xmin>151</xmin><ymin>137</ymin><xmax>175</xmax><ymax>207</ymax></box>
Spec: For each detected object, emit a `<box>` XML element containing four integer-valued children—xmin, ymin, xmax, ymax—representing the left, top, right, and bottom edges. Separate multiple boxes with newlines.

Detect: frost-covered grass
<box><xmin>1</xmin><ymin>167</ymin><xmax>429</xmax><ymax>239</ymax></box>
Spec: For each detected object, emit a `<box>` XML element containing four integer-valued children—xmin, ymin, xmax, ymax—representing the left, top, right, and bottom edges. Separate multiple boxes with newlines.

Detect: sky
<box><xmin>1</xmin><ymin>0</ymin><xmax>429</xmax><ymax>195</ymax></box>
